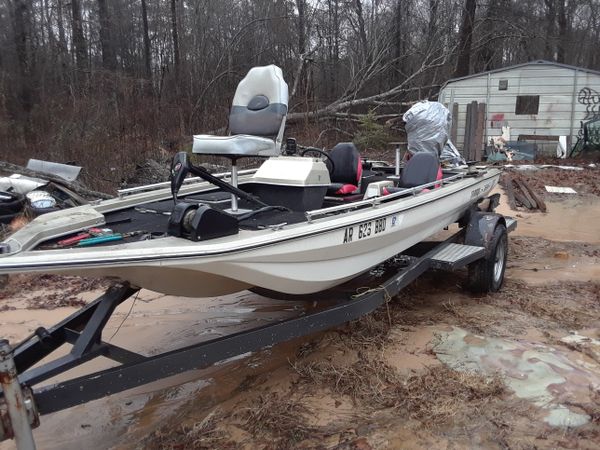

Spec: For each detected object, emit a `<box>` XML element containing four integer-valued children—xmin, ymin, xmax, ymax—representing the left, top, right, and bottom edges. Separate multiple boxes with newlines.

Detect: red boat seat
<box><xmin>326</xmin><ymin>143</ymin><xmax>363</xmax><ymax>195</ymax></box>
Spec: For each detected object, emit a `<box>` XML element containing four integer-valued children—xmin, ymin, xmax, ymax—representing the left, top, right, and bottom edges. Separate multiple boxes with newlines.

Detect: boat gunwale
<box><xmin>305</xmin><ymin>171</ymin><xmax>466</xmax><ymax>221</ymax></box>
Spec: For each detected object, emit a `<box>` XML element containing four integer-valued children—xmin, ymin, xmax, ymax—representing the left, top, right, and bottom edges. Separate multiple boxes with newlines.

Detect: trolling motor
<box><xmin>170</xmin><ymin>152</ymin><xmax>269</xmax><ymax>207</ymax></box>
<box><xmin>168</xmin><ymin>152</ymin><xmax>288</xmax><ymax>241</ymax></box>
<box><xmin>168</xmin><ymin>152</ymin><xmax>240</xmax><ymax>241</ymax></box>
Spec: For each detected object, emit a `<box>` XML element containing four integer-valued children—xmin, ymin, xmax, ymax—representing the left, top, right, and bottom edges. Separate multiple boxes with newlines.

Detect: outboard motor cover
<box><xmin>403</xmin><ymin>101</ymin><xmax>450</xmax><ymax>157</ymax></box>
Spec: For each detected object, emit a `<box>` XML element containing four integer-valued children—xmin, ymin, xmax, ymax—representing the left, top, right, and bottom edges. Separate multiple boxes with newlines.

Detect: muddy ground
<box><xmin>0</xmin><ymin>165</ymin><xmax>599</xmax><ymax>450</ymax></box>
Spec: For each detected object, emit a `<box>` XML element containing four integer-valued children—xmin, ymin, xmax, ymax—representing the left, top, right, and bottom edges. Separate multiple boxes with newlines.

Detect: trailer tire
<box><xmin>467</xmin><ymin>224</ymin><xmax>508</xmax><ymax>293</ymax></box>
<box><xmin>0</xmin><ymin>191</ymin><xmax>27</xmax><ymax>224</ymax></box>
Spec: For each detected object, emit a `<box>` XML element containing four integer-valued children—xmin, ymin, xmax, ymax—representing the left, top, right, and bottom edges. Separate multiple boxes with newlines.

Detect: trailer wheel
<box><xmin>0</xmin><ymin>191</ymin><xmax>28</xmax><ymax>224</ymax></box>
<box><xmin>467</xmin><ymin>224</ymin><xmax>508</xmax><ymax>293</ymax></box>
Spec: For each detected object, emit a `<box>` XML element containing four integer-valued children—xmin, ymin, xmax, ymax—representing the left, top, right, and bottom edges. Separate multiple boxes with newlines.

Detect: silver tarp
<box><xmin>403</xmin><ymin>100</ymin><xmax>465</xmax><ymax>166</ymax></box>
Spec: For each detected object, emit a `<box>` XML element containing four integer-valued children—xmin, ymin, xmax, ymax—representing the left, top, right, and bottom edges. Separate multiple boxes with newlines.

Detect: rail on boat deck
<box><xmin>116</xmin><ymin>169</ymin><xmax>259</xmax><ymax>198</ymax></box>
<box><xmin>305</xmin><ymin>172</ymin><xmax>466</xmax><ymax>222</ymax></box>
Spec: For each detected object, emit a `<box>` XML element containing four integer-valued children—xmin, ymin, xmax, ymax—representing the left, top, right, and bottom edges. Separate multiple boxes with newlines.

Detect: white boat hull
<box><xmin>0</xmin><ymin>170</ymin><xmax>500</xmax><ymax>297</ymax></box>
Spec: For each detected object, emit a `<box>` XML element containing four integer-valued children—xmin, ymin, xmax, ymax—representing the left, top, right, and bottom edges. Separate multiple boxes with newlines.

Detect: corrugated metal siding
<box><xmin>439</xmin><ymin>65</ymin><xmax>600</xmax><ymax>154</ymax></box>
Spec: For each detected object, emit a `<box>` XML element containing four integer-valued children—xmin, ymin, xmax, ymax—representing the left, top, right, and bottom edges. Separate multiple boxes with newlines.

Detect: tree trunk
<box><xmin>171</xmin><ymin>0</ymin><xmax>180</xmax><ymax>82</ymax></box>
<box><xmin>544</xmin><ymin>0</ymin><xmax>556</xmax><ymax>60</ymax></box>
<box><xmin>328</xmin><ymin>0</ymin><xmax>340</xmax><ymax>100</ymax></box>
<box><xmin>426</xmin><ymin>0</ymin><xmax>438</xmax><ymax>51</ymax></box>
<box><xmin>97</xmin><ymin>0</ymin><xmax>117</xmax><ymax>71</ymax></box>
<box><xmin>70</xmin><ymin>0</ymin><xmax>88</xmax><ymax>75</ymax></box>
<box><xmin>454</xmin><ymin>0</ymin><xmax>477</xmax><ymax>78</ymax></box>
<box><xmin>354</xmin><ymin>0</ymin><xmax>369</xmax><ymax>63</ymax></box>
<box><xmin>56</xmin><ymin>0</ymin><xmax>67</xmax><ymax>54</ymax></box>
<box><xmin>477</xmin><ymin>1</ymin><xmax>496</xmax><ymax>71</ymax></box>
<box><xmin>141</xmin><ymin>0</ymin><xmax>152</xmax><ymax>79</ymax></box>
<box><xmin>296</xmin><ymin>0</ymin><xmax>306</xmax><ymax>54</ymax></box>
<box><xmin>557</xmin><ymin>0</ymin><xmax>568</xmax><ymax>63</ymax></box>
<box><xmin>11</xmin><ymin>0</ymin><xmax>33</xmax><ymax>117</ymax></box>
<box><xmin>43</xmin><ymin>0</ymin><xmax>56</xmax><ymax>47</ymax></box>
<box><xmin>393</xmin><ymin>0</ymin><xmax>405</xmax><ymax>83</ymax></box>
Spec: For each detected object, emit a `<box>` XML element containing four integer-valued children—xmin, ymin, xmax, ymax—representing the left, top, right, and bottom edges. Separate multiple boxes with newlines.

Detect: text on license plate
<box><xmin>343</xmin><ymin>217</ymin><xmax>387</xmax><ymax>243</ymax></box>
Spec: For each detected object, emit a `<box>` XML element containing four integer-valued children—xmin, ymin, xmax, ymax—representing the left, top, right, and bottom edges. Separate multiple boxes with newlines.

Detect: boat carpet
<box><xmin>103</xmin><ymin>192</ymin><xmax>239</xmax><ymax>235</ymax></box>
<box><xmin>104</xmin><ymin>199</ymin><xmax>308</xmax><ymax>235</ymax></box>
<box><xmin>37</xmin><ymin>192</ymin><xmax>309</xmax><ymax>249</ymax></box>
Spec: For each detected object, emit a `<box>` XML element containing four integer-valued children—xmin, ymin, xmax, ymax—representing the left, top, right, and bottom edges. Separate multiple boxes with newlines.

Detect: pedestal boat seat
<box><xmin>192</xmin><ymin>65</ymin><xmax>289</xmax><ymax>212</ymax></box>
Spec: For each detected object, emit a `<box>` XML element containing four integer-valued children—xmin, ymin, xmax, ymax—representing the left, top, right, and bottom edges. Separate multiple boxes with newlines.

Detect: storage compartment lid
<box><xmin>252</xmin><ymin>157</ymin><xmax>331</xmax><ymax>187</ymax></box>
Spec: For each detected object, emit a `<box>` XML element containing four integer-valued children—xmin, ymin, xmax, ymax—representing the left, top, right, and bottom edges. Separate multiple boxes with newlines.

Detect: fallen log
<box><xmin>513</xmin><ymin>189</ymin><xmax>533</xmax><ymax>209</ymax></box>
<box><xmin>514</xmin><ymin>178</ymin><xmax>538</xmax><ymax>210</ymax></box>
<box><xmin>521</xmin><ymin>180</ymin><xmax>547</xmax><ymax>213</ymax></box>
<box><xmin>500</xmin><ymin>174</ymin><xmax>517</xmax><ymax>210</ymax></box>
<box><xmin>0</xmin><ymin>161</ymin><xmax>113</xmax><ymax>200</ymax></box>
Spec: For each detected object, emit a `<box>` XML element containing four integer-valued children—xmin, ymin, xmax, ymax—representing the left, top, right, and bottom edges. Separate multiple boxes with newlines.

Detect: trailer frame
<box><xmin>0</xmin><ymin>208</ymin><xmax>516</xmax><ymax>449</ymax></box>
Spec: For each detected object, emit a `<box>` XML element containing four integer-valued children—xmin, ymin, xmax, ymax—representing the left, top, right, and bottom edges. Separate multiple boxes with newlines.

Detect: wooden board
<box><xmin>474</xmin><ymin>103</ymin><xmax>486</xmax><ymax>161</ymax></box>
<box><xmin>469</xmin><ymin>101</ymin><xmax>479</xmax><ymax>160</ymax></box>
<box><xmin>513</xmin><ymin>190</ymin><xmax>533</xmax><ymax>209</ymax></box>
<box><xmin>463</xmin><ymin>103</ymin><xmax>472</xmax><ymax>159</ymax></box>
<box><xmin>514</xmin><ymin>178</ymin><xmax>538</xmax><ymax>210</ymax></box>
<box><xmin>501</xmin><ymin>175</ymin><xmax>517</xmax><ymax>210</ymax></box>
<box><xmin>521</xmin><ymin>180</ymin><xmax>547</xmax><ymax>212</ymax></box>
<box><xmin>464</xmin><ymin>102</ymin><xmax>478</xmax><ymax>160</ymax></box>
<box><xmin>451</xmin><ymin>103</ymin><xmax>459</xmax><ymax>143</ymax></box>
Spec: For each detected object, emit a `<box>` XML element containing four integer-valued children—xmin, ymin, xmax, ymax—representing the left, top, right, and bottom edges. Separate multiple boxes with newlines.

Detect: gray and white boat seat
<box><xmin>191</xmin><ymin>64</ymin><xmax>289</xmax><ymax>212</ymax></box>
<box><xmin>192</xmin><ymin>65</ymin><xmax>288</xmax><ymax>157</ymax></box>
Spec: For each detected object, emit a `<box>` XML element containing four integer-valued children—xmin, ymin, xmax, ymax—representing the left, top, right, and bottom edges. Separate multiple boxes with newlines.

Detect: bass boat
<box><xmin>0</xmin><ymin>65</ymin><xmax>500</xmax><ymax>297</ymax></box>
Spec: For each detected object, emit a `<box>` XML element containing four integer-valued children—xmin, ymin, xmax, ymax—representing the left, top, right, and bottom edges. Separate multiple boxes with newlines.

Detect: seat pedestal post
<box><xmin>230</xmin><ymin>159</ymin><xmax>239</xmax><ymax>212</ymax></box>
<box><xmin>225</xmin><ymin>159</ymin><xmax>251</xmax><ymax>215</ymax></box>
<box><xmin>395</xmin><ymin>144</ymin><xmax>401</xmax><ymax>176</ymax></box>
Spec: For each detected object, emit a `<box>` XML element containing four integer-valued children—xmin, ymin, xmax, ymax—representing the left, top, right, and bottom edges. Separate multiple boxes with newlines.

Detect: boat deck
<box><xmin>35</xmin><ymin>168</ymin><xmax>470</xmax><ymax>250</ymax></box>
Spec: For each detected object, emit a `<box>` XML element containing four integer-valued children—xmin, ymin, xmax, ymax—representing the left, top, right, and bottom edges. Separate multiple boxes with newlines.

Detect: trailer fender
<box><xmin>464</xmin><ymin>211</ymin><xmax>506</xmax><ymax>252</ymax></box>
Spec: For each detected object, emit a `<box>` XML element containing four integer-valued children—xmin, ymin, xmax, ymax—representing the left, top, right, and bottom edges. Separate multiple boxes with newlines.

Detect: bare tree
<box><xmin>11</xmin><ymin>0</ymin><xmax>32</xmax><ymax>118</ymax></box>
<box><xmin>98</xmin><ymin>0</ymin><xmax>117</xmax><ymax>71</ymax></box>
<box><xmin>171</xmin><ymin>0</ymin><xmax>180</xmax><ymax>82</ymax></box>
<box><xmin>544</xmin><ymin>0</ymin><xmax>557</xmax><ymax>60</ymax></box>
<box><xmin>141</xmin><ymin>0</ymin><xmax>152</xmax><ymax>80</ymax></box>
<box><xmin>454</xmin><ymin>0</ymin><xmax>477</xmax><ymax>77</ymax></box>
<box><xmin>557</xmin><ymin>0</ymin><xmax>571</xmax><ymax>63</ymax></box>
<box><xmin>70</xmin><ymin>0</ymin><xmax>87</xmax><ymax>76</ymax></box>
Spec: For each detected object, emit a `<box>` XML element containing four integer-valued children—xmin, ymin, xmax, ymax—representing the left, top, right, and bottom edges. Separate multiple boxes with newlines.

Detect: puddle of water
<box><xmin>433</xmin><ymin>327</ymin><xmax>600</xmax><ymax>427</ymax></box>
<box><xmin>0</xmin><ymin>288</ymin><xmax>308</xmax><ymax>450</ymax></box>
<box><xmin>506</xmin><ymin>254</ymin><xmax>600</xmax><ymax>284</ymax></box>
<box><xmin>494</xmin><ymin>187</ymin><xmax>600</xmax><ymax>243</ymax></box>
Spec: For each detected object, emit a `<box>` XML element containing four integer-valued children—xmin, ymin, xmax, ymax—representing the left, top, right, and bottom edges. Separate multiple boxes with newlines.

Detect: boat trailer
<box><xmin>0</xmin><ymin>209</ymin><xmax>516</xmax><ymax>450</ymax></box>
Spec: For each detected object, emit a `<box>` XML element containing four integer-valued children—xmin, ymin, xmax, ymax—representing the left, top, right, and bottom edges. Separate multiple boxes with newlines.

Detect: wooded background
<box><xmin>1</xmin><ymin>0</ymin><xmax>598</xmax><ymax>189</ymax></box>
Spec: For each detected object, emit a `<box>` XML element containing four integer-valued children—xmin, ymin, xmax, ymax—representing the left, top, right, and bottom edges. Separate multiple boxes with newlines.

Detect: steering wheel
<box><xmin>299</xmin><ymin>148</ymin><xmax>335</xmax><ymax>175</ymax></box>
